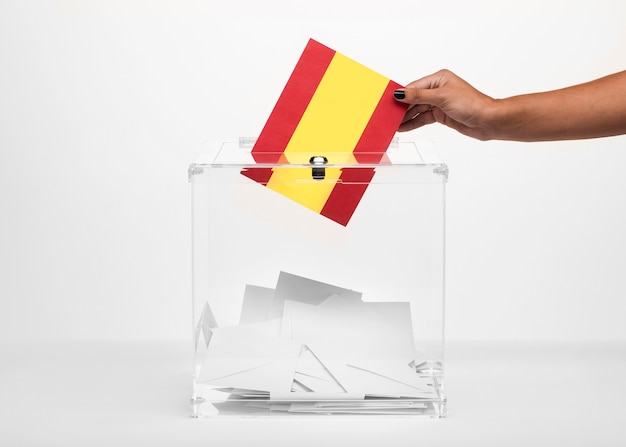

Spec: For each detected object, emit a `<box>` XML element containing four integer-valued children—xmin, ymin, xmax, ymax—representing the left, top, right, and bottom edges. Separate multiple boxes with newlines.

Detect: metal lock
<box><xmin>309</xmin><ymin>156</ymin><xmax>328</xmax><ymax>180</ymax></box>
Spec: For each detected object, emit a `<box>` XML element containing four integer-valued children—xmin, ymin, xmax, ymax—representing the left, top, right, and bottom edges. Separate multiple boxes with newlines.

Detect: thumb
<box><xmin>394</xmin><ymin>87</ymin><xmax>444</xmax><ymax>107</ymax></box>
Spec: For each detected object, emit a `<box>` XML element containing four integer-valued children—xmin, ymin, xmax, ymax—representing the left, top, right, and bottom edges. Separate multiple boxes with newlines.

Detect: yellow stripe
<box><xmin>266</xmin><ymin>167</ymin><xmax>342</xmax><ymax>214</ymax></box>
<box><xmin>266</xmin><ymin>52</ymin><xmax>389</xmax><ymax>214</ymax></box>
<box><xmin>283</xmin><ymin>52</ymin><xmax>390</xmax><ymax>163</ymax></box>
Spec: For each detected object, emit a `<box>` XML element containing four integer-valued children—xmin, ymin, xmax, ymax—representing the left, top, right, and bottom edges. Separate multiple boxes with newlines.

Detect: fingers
<box><xmin>402</xmin><ymin>104</ymin><xmax>431</xmax><ymax>122</ymax></box>
<box><xmin>398</xmin><ymin>108</ymin><xmax>436</xmax><ymax>132</ymax></box>
<box><xmin>394</xmin><ymin>69</ymin><xmax>493</xmax><ymax>139</ymax></box>
<box><xmin>394</xmin><ymin>86</ymin><xmax>445</xmax><ymax>108</ymax></box>
<box><xmin>399</xmin><ymin>107</ymin><xmax>465</xmax><ymax>136</ymax></box>
<box><xmin>394</xmin><ymin>88</ymin><xmax>441</xmax><ymax>132</ymax></box>
<box><xmin>394</xmin><ymin>69</ymin><xmax>458</xmax><ymax>109</ymax></box>
<box><xmin>393</xmin><ymin>69</ymin><xmax>456</xmax><ymax>132</ymax></box>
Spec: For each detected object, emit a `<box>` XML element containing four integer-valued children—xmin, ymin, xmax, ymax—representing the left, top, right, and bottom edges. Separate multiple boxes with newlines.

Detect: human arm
<box><xmin>394</xmin><ymin>69</ymin><xmax>626</xmax><ymax>141</ymax></box>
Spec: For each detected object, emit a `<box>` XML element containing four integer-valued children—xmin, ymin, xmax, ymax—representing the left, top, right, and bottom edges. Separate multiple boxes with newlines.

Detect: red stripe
<box><xmin>353</xmin><ymin>80</ymin><xmax>408</xmax><ymax>163</ymax></box>
<box><xmin>241</xmin><ymin>167</ymin><xmax>274</xmax><ymax>185</ymax></box>
<box><xmin>251</xmin><ymin>39</ymin><xmax>335</xmax><ymax>163</ymax></box>
<box><xmin>320</xmin><ymin>168</ymin><xmax>376</xmax><ymax>226</ymax></box>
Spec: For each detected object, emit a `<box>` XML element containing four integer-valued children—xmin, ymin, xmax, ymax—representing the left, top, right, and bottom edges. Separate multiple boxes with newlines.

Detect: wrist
<box><xmin>482</xmin><ymin>97</ymin><xmax>515</xmax><ymax>140</ymax></box>
<box><xmin>486</xmin><ymin>94</ymin><xmax>551</xmax><ymax>141</ymax></box>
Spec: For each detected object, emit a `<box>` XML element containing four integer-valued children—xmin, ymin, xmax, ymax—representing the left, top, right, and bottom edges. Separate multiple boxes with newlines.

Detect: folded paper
<box><xmin>269</xmin><ymin>270</ymin><xmax>361</xmax><ymax>320</ymax></box>
<box><xmin>197</xmin><ymin>271</ymin><xmax>438</xmax><ymax>414</ymax></box>
<box><xmin>197</xmin><ymin>319</ymin><xmax>299</xmax><ymax>394</ymax></box>
<box><xmin>239</xmin><ymin>285</ymin><xmax>275</xmax><ymax>325</ymax></box>
<box><xmin>241</xmin><ymin>38</ymin><xmax>408</xmax><ymax>226</ymax></box>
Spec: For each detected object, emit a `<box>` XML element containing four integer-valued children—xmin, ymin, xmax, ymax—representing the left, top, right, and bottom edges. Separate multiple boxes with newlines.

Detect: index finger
<box><xmin>404</xmin><ymin>70</ymin><xmax>451</xmax><ymax>90</ymax></box>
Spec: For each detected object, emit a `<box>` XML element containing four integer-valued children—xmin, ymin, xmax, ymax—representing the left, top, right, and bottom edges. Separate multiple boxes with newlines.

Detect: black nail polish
<box><xmin>393</xmin><ymin>90</ymin><xmax>405</xmax><ymax>100</ymax></box>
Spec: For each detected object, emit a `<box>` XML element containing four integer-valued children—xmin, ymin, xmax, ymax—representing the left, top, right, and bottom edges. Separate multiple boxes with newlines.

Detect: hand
<box><xmin>394</xmin><ymin>69</ymin><xmax>497</xmax><ymax>140</ymax></box>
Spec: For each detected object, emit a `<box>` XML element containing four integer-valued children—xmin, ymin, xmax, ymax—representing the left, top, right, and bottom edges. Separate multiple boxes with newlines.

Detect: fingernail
<box><xmin>393</xmin><ymin>89</ymin><xmax>405</xmax><ymax>100</ymax></box>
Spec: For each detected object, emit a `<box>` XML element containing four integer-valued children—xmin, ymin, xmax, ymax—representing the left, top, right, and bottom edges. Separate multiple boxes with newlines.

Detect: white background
<box><xmin>1</xmin><ymin>1</ymin><xmax>626</xmax><ymax>445</ymax></box>
<box><xmin>2</xmin><ymin>0</ymin><xmax>625</xmax><ymax>343</ymax></box>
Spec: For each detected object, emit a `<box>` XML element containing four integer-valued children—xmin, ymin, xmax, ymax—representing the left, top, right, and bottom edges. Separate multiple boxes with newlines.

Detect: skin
<box><xmin>394</xmin><ymin>69</ymin><xmax>626</xmax><ymax>141</ymax></box>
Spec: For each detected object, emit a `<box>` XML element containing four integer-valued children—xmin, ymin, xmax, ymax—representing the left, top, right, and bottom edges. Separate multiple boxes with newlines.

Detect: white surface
<box><xmin>2</xmin><ymin>340</ymin><xmax>625</xmax><ymax>446</ymax></box>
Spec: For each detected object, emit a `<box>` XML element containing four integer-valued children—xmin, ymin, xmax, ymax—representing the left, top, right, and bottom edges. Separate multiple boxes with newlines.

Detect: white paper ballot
<box><xmin>269</xmin><ymin>271</ymin><xmax>361</xmax><ymax>320</ymax></box>
<box><xmin>345</xmin><ymin>359</ymin><xmax>437</xmax><ymax>392</ymax></box>
<box><xmin>281</xmin><ymin>299</ymin><xmax>414</xmax><ymax>361</ymax></box>
<box><xmin>198</xmin><ymin>271</ymin><xmax>437</xmax><ymax>414</ymax></box>
<box><xmin>291</xmin><ymin>345</ymin><xmax>346</xmax><ymax>394</ymax></box>
<box><xmin>239</xmin><ymin>285</ymin><xmax>275</xmax><ymax>325</ymax></box>
<box><xmin>194</xmin><ymin>301</ymin><xmax>218</xmax><ymax>350</ymax></box>
<box><xmin>197</xmin><ymin>319</ymin><xmax>299</xmax><ymax>394</ymax></box>
<box><xmin>334</xmin><ymin>363</ymin><xmax>437</xmax><ymax>398</ymax></box>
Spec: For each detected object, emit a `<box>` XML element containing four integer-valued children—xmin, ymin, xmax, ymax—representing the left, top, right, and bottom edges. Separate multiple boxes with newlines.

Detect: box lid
<box><xmin>191</xmin><ymin>137</ymin><xmax>443</xmax><ymax>168</ymax></box>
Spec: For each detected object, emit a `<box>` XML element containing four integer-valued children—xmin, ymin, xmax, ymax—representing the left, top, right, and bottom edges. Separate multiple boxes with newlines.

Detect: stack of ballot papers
<box><xmin>194</xmin><ymin>271</ymin><xmax>439</xmax><ymax>415</ymax></box>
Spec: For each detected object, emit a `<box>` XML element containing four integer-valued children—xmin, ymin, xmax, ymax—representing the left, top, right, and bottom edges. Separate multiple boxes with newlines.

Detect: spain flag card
<box><xmin>241</xmin><ymin>39</ymin><xmax>408</xmax><ymax>226</ymax></box>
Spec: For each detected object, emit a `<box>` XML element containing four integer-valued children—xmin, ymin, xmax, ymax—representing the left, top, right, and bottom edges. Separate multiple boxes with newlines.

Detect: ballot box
<box><xmin>189</xmin><ymin>138</ymin><xmax>447</xmax><ymax>417</ymax></box>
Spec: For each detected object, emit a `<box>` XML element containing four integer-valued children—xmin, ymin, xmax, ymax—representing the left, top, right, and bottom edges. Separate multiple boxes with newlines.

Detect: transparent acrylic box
<box><xmin>189</xmin><ymin>138</ymin><xmax>447</xmax><ymax>417</ymax></box>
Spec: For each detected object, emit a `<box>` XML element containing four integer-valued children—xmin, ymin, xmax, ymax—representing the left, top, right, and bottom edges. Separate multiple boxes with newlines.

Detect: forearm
<box><xmin>488</xmin><ymin>71</ymin><xmax>626</xmax><ymax>141</ymax></box>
